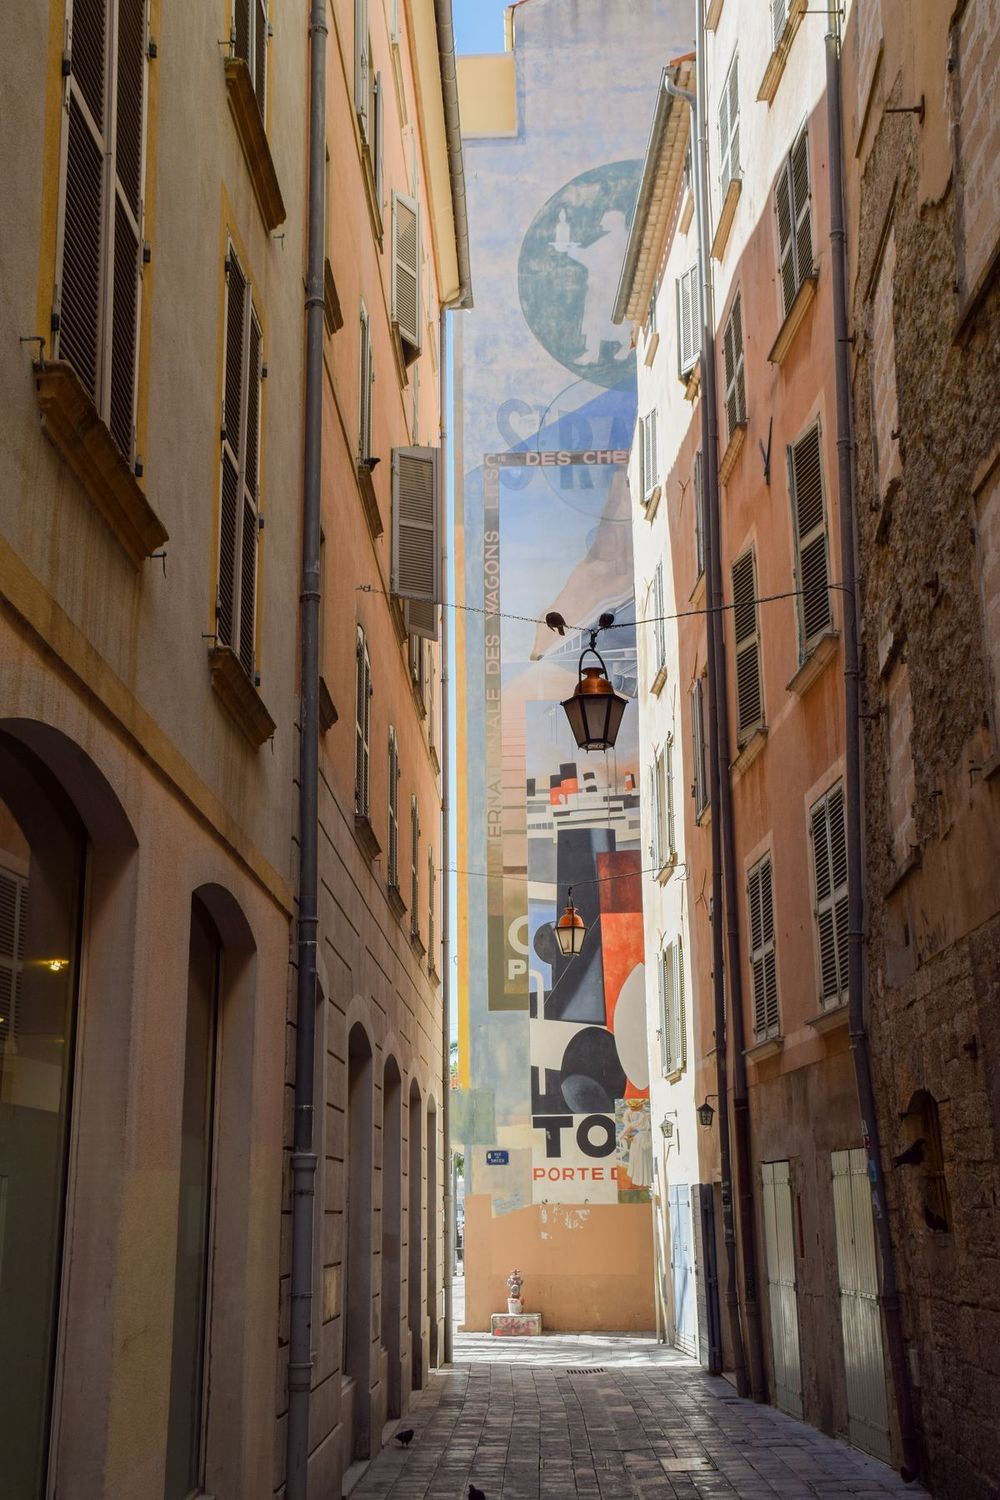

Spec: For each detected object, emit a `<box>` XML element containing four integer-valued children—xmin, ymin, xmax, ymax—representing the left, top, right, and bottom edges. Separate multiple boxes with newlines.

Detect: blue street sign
<box><xmin>486</xmin><ymin>1149</ymin><xmax>509</xmax><ymax>1166</ymax></box>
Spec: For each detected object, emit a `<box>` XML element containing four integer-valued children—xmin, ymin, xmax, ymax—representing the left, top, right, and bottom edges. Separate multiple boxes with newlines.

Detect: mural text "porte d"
<box><xmin>532</xmin><ymin>1112</ymin><xmax>616</xmax><ymax>1158</ymax></box>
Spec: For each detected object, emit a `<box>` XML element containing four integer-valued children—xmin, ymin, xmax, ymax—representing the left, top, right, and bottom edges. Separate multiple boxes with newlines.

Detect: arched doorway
<box><xmin>407</xmin><ymin>1079</ymin><xmax>423</xmax><ymax>1390</ymax></box>
<box><xmin>380</xmin><ymin>1058</ymin><xmax>402</xmax><ymax>1418</ymax></box>
<box><xmin>426</xmin><ymin>1097</ymin><xmax>439</xmax><ymax>1368</ymax></box>
<box><xmin>345</xmin><ymin>1024</ymin><xmax>373</xmax><ymax>1458</ymax></box>
<box><xmin>0</xmin><ymin>731</ymin><xmax>87</xmax><ymax>1497</ymax></box>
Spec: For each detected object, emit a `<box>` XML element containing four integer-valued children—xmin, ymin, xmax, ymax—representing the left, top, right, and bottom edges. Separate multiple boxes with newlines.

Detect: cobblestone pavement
<box><xmin>350</xmin><ymin>1284</ymin><xmax>927</xmax><ymax>1500</ymax></box>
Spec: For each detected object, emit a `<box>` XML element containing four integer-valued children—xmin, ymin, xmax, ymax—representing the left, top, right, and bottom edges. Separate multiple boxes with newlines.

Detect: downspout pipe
<box><xmin>434</xmin><ymin>0</ymin><xmax>474</xmax><ymax>308</ymax></box>
<box><xmin>439</xmin><ymin>306</ymin><xmax>454</xmax><ymax>1365</ymax></box>
<box><xmin>824</xmin><ymin>21</ymin><xmax>921</xmax><ymax>1481</ymax></box>
<box><xmin>666</xmin><ymin>54</ymin><xmax>747</xmax><ymax>1396</ymax></box>
<box><xmin>284</xmin><ymin>2</ymin><xmax>327</xmax><ymax>1496</ymax></box>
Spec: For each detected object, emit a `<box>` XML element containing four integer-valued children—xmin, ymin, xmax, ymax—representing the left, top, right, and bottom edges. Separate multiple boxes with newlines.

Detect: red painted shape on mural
<box><xmin>595</xmin><ymin>850</ymin><xmax>648</xmax><ymax>1099</ymax></box>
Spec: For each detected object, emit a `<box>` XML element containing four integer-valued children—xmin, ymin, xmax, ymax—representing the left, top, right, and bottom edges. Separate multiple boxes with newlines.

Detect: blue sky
<box><xmin>453</xmin><ymin>0</ymin><xmax>508</xmax><ymax>53</ymax></box>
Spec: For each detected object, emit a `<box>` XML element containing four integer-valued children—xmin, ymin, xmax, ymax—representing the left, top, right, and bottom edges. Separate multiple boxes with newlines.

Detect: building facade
<box><xmin>288</xmin><ymin>0</ymin><xmax>468</xmax><ymax>1492</ymax></box>
<box><xmin>0</xmin><ymin>2</ymin><xmax>307</xmax><ymax>1495</ymax></box>
<box><xmin>842</xmin><ymin>0</ymin><xmax>1000</xmax><ymax>1494</ymax></box>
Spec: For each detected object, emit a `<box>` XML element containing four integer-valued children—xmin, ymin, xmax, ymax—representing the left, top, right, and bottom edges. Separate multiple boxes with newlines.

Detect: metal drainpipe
<box><xmin>439</xmin><ymin>306</ymin><xmax>454</xmax><ymax>1366</ymax></box>
<box><xmin>284</xmin><ymin>2</ymin><xmax>327</xmax><ymax>1495</ymax></box>
<box><xmin>824</xmin><ymin>20</ymin><xmax>921</xmax><ymax>1481</ymax></box>
<box><xmin>666</xmin><ymin>48</ymin><xmax>748</xmax><ymax>1397</ymax></box>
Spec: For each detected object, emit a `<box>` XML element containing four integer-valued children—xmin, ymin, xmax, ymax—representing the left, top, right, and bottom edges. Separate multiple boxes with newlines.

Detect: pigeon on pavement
<box><xmin>394</xmin><ymin>1428</ymin><xmax>414</xmax><ymax>1447</ymax></box>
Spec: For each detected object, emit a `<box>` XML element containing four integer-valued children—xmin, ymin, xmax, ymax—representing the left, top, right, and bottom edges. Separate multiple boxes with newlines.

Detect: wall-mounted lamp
<box><xmin>554</xmin><ymin>890</ymin><xmax>587</xmax><ymax>958</ymax></box>
<box><xmin>560</xmin><ymin>617</ymin><xmax>628</xmax><ymax>752</ymax></box>
<box><xmin>660</xmin><ymin>1111</ymin><xmax>678</xmax><ymax>1140</ymax></box>
<box><xmin>697</xmin><ymin>1095</ymin><xmax>718</xmax><ymax>1128</ymax></box>
<box><xmin>45</xmin><ymin>959</ymin><xmax>68</xmax><ymax>973</ymax></box>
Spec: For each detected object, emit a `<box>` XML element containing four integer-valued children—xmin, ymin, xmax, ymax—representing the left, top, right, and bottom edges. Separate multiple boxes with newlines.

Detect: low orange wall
<box><xmin>462</xmin><ymin>1194</ymin><xmax>655</xmax><ymax>1332</ymax></box>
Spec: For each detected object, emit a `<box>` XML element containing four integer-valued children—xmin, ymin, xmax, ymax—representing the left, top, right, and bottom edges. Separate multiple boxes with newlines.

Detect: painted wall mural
<box><xmin>456</xmin><ymin>0</ymin><xmax>691</xmax><ymax>1233</ymax></box>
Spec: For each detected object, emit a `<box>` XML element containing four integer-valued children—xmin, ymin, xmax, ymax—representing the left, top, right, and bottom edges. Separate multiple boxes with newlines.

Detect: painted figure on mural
<box><xmin>619</xmin><ymin>1101</ymin><xmax>653</xmax><ymax>1188</ymax></box>
<box><xmin>551</xmin><ymin>209</ymin><xmax>632</xmax><ymax>367</ymax></box>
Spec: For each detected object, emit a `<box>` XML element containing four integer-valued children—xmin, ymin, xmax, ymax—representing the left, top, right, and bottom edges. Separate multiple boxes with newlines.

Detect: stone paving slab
<box><xmin>350</xmin><ymin>1326</ymin><xmax>928</xmax><ymax>1500</ymax></box>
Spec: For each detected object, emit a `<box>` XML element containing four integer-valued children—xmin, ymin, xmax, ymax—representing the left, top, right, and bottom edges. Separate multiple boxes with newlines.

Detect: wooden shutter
<box><xmin>658</xmin><ymin>948</ymin><xmax>669</xmax><ymax>1074</ymax></box>
<box><xmin>732</xmin><ymin>548</ymin><xmax>763</xmax><ymax>742</ymax></box>
<box><xmin>665</xmin><ymin>735</ymin><xmax>676</xmax><ymax>858</ymax></box>
<box><xmin>719</xmin><ymin>53</ymin><xmax>739</xmax><ymax>195</ymax></box>
<box><xmin>355</xmin><ymin>627</ymin><xmax>371</xmax><ymax>815</ymax></box>
<box><xmin>390</xmin><ymin>0</ymin><xmax>401</xmax><ymax>44</ymax></box>
<box><xmin>791</xmin><ymin>131</ymin><xmax>812</xmax><ymax>292</ymax></box>
<box><xmin>254</xmin><ymin>0</ymin><xmax>267</xmax><ymax>114</ymax></box>
<box><xmin>374</xmin><ymin>71</ymin><xmax>384</xmax><ymax>213</ymax></box>
<box><xmin>410</xmin><ymin>796</ymin><xmax>420</xmax><ymax>936</ymax></box>
<box><xmin>694</xmin><ymin>450</ymin><xmax>706</xmax><ymax>578</ymax></box>
<box><xmin>58</xmin><ymin>0</ymin><xmax>147</xmax><ymax>459</ymax></box>
<box><xmin>678</xmin><ymin>263</ymin><xmax>700</xmax><ymax>375</ymax></box>
<box><xmin>391</xmin><ymin>446</ymin><xmax>439</xmax><ymax>604</ymax></box>
<box><xmin>653</xmin><ymin>562</ymin><xmax>666</xmax><ymax>672</ymax></box>
<box><xmin>387</xmin><ymin>729</ymin><xmax>399</xmax><ymax>887</ymax></box>
<box><xmin>218</xmin><ymin>247</ymin><xmax>260</xmax><ymax>675</ymax></box>
<box><xmin>771</xmin><ymin>0</ymin><xmax>790</xmax><ymax>48</ymax></box>
<box><xmin>636</xmin><ymin>416</ymin><xmax>646</xmax><ymax>502</ymax></box>
<box><xmin>355</xmin><ymin>0</ymin><xmax>369</xmax><ymax>132</ymax></box>
<box><xmin>0</xmin><ymin>867</ymin><xmax>27</xmax><ymax>1048</ymax></box>
<box><xmin>789</xmin><ymin>424</ymin><xmax>831</xmax><ymax>654</ymax></box>
<box><xmin>723</xmin><ymin>292</ymin><xmax>746</xmax><ymax>440</ymax></box>
<box><xmin>392</xmin><ymin>192</ymin><xmax>421</xmax><ymax>354</ymax></box>
<box><xmin>748</xmin><ymin>855</ymin><xmax>779</xmax><ymax>1038</ymax></box>
<box><xmin>649</xmin><ymin>760</ymin><xmax>661</xmax><ymax>870</ymax></box>
<box><xmin>811</xmin><ymin>782</ymin><xmax>848</xmax><ymax>1007</ymax></box>
<box><xmin>358</xmin><ymin>303</ymin><xmax>373</xmax><ymax>460</ymax></box>
<box><xmin>776</xmin><ymin>156</ymin><xmax>797</xmax><ymax>317</ymax></box>
<box><xmin>671</xmin><ymin>938</ymin><xmax>686</xmax><ymax>1072</ymax></box>
<box><xmin>428</xmin><ymin>846</ymin><xmax>435</xmax><ymax>966</ymax></box>
<box><xmin>692</xmin><ymin>676</ymin><xmax>708</xmax><ymax>818</ymax></box>
<box><xmin>239</xmin><ymin>307</ymin><xmax>262</xmax><ymax>675</ymax></box>
<box><xmin>649</xmin><ymin>408</ymin><xmax>658</xmax><ymax>490</ymax></box>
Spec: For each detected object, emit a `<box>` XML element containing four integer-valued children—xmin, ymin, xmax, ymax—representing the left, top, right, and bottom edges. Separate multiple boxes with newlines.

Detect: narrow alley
<box><xmin>350</xmin><ymin>1284</ymin><xmax>922</xmax><ymax>1500</ymax></box>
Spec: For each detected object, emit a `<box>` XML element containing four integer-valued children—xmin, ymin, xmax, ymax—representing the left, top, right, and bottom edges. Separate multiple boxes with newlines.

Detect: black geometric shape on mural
<box><xmin>533</xmin><ymin>922</ymin><xmax>561</xmax><ymax>967</ymax></box>
<box><xmin>559</xmin><ymin>1027</ymin><xmax>626</xmax><ymax>1114</ymax></box>
<box><xmin>531</xmin><ymin>1064</ymin><xmax>568</xmax><ymax>1115</ymax></box>
<box><xmin>542</xmin><ymin>825</ymin><xmax>615</xmax><ymax>1023</ymax></box>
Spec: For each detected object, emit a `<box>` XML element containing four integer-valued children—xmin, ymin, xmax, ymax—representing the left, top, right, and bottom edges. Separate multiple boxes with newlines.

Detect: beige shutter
<box><xmin>388</xmin><ymin>728</ymin><xmax>399</xmax><ymax>887</ymax></box>
<box><xmin>658</xmin><ymin>947</ymin><xmax>669</xmax><ymax>1074</ymax></box>
<box><xmin>732</xmin><ymin>547</ymin><xmax>763</xmax><ymax>742</ymax></box>
<box><xmin>665</xmin><ymin>735</ymin><xmax>676</xmax><ymax>857</ymax></box>
<box><xmin>748</xmin><ymin>855</ymin><xmax>778</xmax><ymax>1038</ymax></box>
<box><xmin>355</xmin><ymin>628</ymin><xmax>371</xmax><ymax>816</ymax></box>
<box><xmin>355</xmin><ymin>0</ymin><xmax>369</xmax><ymax>133</ymax></box>
<box><xmin>254</xmin><ymin>0</ymin><xmax>267</xmax><ymax>115</ymax></box>
<box><xmin>391</xmin><ymin>445</ymin><xmax>439</xmax><ymax>603</ymax></box>
<box><xmin>692</xmin><ymin>676</ymin><xmax>708</xmax><ymax>818</ymax></box>
<box><xmin>392</xmin><ymin>192</ymin><xmax>421</xmax><ymax>353</ymax></box>
<box><xmin>789</xmin><ymin>424</ymin><xmax>831</xmax><ymax>655</ymax></box>
<box><xmin>428</xmin><ymin>846</ymin><xmax>435</xmax><ymax>966</ymax></box>
<box><xmin>374</xmin><ymin>70</ymin><xmax>384</xmax><ymax>212</ymax></box>
<box><xmin>218</xmin><ymin>248</ymin><xmax>246</xmax><ymax>651</ymax></box>
<box><xmin>108</xmin><ymin>0</ymin><xmax>146</xmax><ymax>458</ymax></box>
<box><xmin>653</xmin><ymin>561</ymin><xmax>666</xmax><ymax>671</ymax></box>
<box><xmin>239</xmin><ymin>307</ymin><xmax>262</xmax><ymax>675</ymax></box>
<box><xmin>672</xmin><ymin>937</ymin><xmax>686</xmax><ymax>1072</ymax></box>
<box><xmin>811</xmin><ymin>782</ymin><xmax>848</xmax><ymax>1007</ymax></box>
<box><xmin>678</xmin><ymin>264</ymin><xmax>699</xmax><ymax>374</ymax></box>
<box><xmin>776</xmin><ymin>156</ymin><xmax>796</xmax><ymax>316</ymax></box>
<box><xmin>358</xmin><ymin>303</ymin><xmax>373</xmax><ymax>459</ymax></box>
<box><xmin>719</xmin><ymin>54</ymin><xmax>739</xmax><ymax>194</ymax></box>
<box><xmin>694</xmin><ymin>449</ymin><xmax>706</xmax><ymax>577</ymax></box>
<box><xmin>649</xmin><ymin>760</ymin><xmax>660</xmax><ymax>869</ymax></box>
<box><xmin>723</xmin><ymin>293</ymin><xmax>746</xmax><ymax>439</ymax></box>
<box><xmin>636</xmin><ymin>416</ymin><xmax>646</xmax><ymax>501</ymax></box>
<box><xmin>410</xmin><ymin>796</ymin><xmax>420</xmax><ymax>936</ymax></box>
<box><xmin>791</xmin><ymin>131</ymin><xmax>812</xmax><ymax>290</ymax></box>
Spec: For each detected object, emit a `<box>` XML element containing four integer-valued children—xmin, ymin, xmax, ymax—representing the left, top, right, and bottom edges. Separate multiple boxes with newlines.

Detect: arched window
<box><xmin>899</xmin><ymin>1090</ymin><xmax>951</xmax><ymax>1234</ymax></box>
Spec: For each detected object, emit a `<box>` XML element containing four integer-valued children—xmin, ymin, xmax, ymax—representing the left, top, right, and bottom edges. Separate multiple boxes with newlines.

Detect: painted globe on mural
<box><xmin>518</xmin><ymin>160</ymin><xmax>641</xmax><ymax>390</ymax></box>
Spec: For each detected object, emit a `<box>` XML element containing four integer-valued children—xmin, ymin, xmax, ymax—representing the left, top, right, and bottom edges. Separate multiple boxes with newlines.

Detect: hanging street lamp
<box><xmin>697</xmin><ymin>1095</ymin><xmax>718</xmax><ymax>1128</ymax></box>
<box><xmin>560</xmin><ymin>615</ymin><xmax>628</xmax><ymax>753</ymax></box>
<box><xmin>554</xmin><ymin>890</ymin><xmax>587</xmax><ymax>957</ymax></box>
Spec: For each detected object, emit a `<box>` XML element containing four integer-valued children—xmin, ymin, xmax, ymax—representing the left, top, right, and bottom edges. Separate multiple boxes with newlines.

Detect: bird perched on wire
<box><xmin>394</xmin><ymin>1428</ymin><xmax>415</xmax><ymax>1447</ymax></box>
<box><xmin>545</xmin><ymin>611</ymin><xmax>567</xmax><ymax>636</ymax></box>
<box><xmin>469</xmin><ymin>1485</ymin><xmax>487</xmax><ymax>1500</ymax></box>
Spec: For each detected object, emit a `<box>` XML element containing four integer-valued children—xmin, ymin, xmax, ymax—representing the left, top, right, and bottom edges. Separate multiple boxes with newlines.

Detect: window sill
<box><xmin>650</xmin><ymin>663</ymin><xmax>667</xmax><ymax>696</ymax></box>
<box><xmin>428</xmin><ymin>962</ymin><xmax>440</xmax><ymax>986</ymax></box>
<box><xmin>224</xmin><ymin>57</ymin><xmax>286</xmax><ymax>231</ymax></box>
<box><xmin>768</xmin><ymin>273</ymin><xmax>818</xmax><ymax>365</ymax></box>
<box><xmin>410</xmin><ymin>929</ymin><xmax>426</xmax><ymax>958</ymax></box>
<box><xmin>357</xmin><ymin>462</ymin><xmax>384</xmax><ymax>538</ymax></box>
<box><xmin>731</xmin><ymin>725</ymin><xmax>767</xmax><ymax>777</ymax></box>
<box><xmin>711</xmin><ymin>176</ymin><xmax>741</xmax><ymax>261</ymax></box>
<box><xmin>34</xmin><ymin>360</ymin><xmax>169</xmax><ymax>566</ymax></box>
<box><xmin>885</xmin><ymin>846</ymin><xmax>921</xmax><ymax>898</ymax></box>
<box><xmin>359</xmin><ymin>139</ymin><xmax>384</xmax><ymax>251</ymax></box>
<box><xmin>354</xmin><ymin>813</ymin><xmax>382</xmax><ymax>861</ymax></box>
<box><xmin>786</xmin><ymin>629</ymin><xmax>839</xmax><ymax>695</ymax></box>
<box><xmin>718</xmin><ymin>421</ymin><xmax>747</xmax><ymax>486</ymax></box>
<box><xmin>408</xmin><ymin>672</ymin><xmax>428</xmax><ymax>720</ymax></box>
<box><xmin>430</xmin><ymin>742</ymin><xmax>440</xmax><ymax>776</ymax></box>
<box><xmin>387</xmin><ymin>883</ymin><xmax>407</xmax><ymax>920</ymax></box>
<box><xmin>683</xmin><ymin>362</ymin><xmax>701</xmax><ymax>402</ymax></box>
<box><xmin>208</xmin><ymin>646</ymin><xmax>275</xmax><ymax>748</ymax></box>
<box><xmin>656</xmin><ymin>855</ymin><xmax>678</xmax><ymax>886</ymax></box>
<box><xmin>745</xmin><ymin>1034</ymin><xmax>783</xmax><ymax>1061</ymax></box>
<box><xmin>680</xmin><ymin>189</ymin><xmax>695</xmax><ymax>234</ymax></box>
<box><xmin>808</xmin><ymin>1002</ymin><xmax>848</xmax><ymax>1035</ymax></box>
<box><xmin>324</xmin><ymin>258</ymin><xmax>344</xmax><ymax>336</ymax></box>
<box><xmin>663</xmin><ymin>1066</ymin><xmax>685</xmax><ymax>1085</ymax></box>
<box><xmin>695</xmin><ymin>801</ymin><xmax>711</xmax><ymax>827</ymax></box>
<box><xmin>690</xmin><ymin>571</ymin><xmax>706</xmax><ymax>607</ymax></box>
<box><xmin>757</xmin><ymin>0</ymin><xmax>807</xmax><ymax>106</ymax></box>
<box><xmin>705</xmin><ymin>0</ymin><xmax>724</xmax><ymax>28</ymax></box>
<box><xmin>319</xmin><ymin>675</ymin><xmax>338</xmax><ymax>733</ymax></box>
<box><xmin>644</xmin><ymin>331</ymin><xmax>660</xmax><ymax>367</ymax></box>
<box><xmin>642</xmin><ymin>483</ymin><xmax>662</xmax><ymax>520</ymax></box>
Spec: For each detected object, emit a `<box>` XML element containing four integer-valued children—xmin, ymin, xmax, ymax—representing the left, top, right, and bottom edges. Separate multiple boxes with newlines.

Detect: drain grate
<box><xmin>565</xmin><ymin>1366</ymin><xmax>608</xmax><ymax>1375</ymax></box>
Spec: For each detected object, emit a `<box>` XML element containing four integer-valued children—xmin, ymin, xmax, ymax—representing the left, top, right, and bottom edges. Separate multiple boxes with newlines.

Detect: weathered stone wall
<box><xmin>849</xmin><ymin>6</ymin><xmax>1000</xmax><ymax>1490</ymax></box>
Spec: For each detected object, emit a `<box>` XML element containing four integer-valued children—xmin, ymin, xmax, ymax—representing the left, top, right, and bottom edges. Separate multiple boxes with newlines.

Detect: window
<box><xmin>885</xmin><ymin>657</ymin><xmax>916</xmax><ymax>869</ymax></box>
<box><xmin>218</xmin><ymin>245</ymin><xmax>262</xmax><ymax>677</ymax></box>
<box><xmin>694</xmin><ymin>450</ymin><xmax>706</xmax><ymax>580</ymax></box>
<box><xmin>748</xmin><ymin>854</ymin><xmax>779</xmax><ymax>1039</ymax></box>
<box><xmin>232</xmin><ymin>0</ymin><xmax>268</xmax><ymax>117</ymax></box>
<box><xmin>722</xmin><ymin>292</ymin><xmax>747</xmax><ymax>441</ymax></box>
<box><xmin>355</xmin><ymin>627</ymin><xmax>372</xmax><ymax>817</ymax></box>
<box><xmin>658</xmin><ymin>939</ymin><xmax>686</xmax><ymax>1076</ymax></box>
<box><xmin>391</xmin><ymin>446</ymin><xmax>440</xmax><ymax>633</ymax></box>
<box><xmin>677</xmin><ymin>263</ymin><xmax>701</xmax><ymax>376</ymax></box>
<box><xmin>776</xmin><ymin>129</ymin><xmax>813</xmax><ymax>317</ymax></box>
<box><xmin>692</xmin><ymin>675</ymin><xmax>709</xmax><ymax>819</ymax></box>
<box><xmin>358</xmin><ymin>302</ymin><xmax>374</xmax><ymax>462</ymax></box>
<box><xmin>810</xmin><ymin>781</ymin><xmax>848</xmax><ymax>1009</ymax></box>
<box><xmin>718</xmin><ymin>53</ymin><xmax>740</xmax><ymax>197</ymax></box>
<box><xmin>55</xmin><ymin>0</ymin><xmax>148</xmax><ymax>459</ymax></box>
<box><xmin>650</xmin><ymin>740</ymin><xmax>675</xmax><ymax>871</ymax></box>
<box><xmin>410</xmin><ymin>796</ymin><xmax>420</xmax><ymax>940</ymax></box>
<box><xmin>387</xmin><ymin>728</ymin><xmax>400</xmax><ymax>889</ymax></box>
<box><xmin>428</xmin><ymin>650</ymin><xmax>438</xmax><ymax>761</ymax></box>
<box><xmin>392</xmin><ymin>193</ymin><xmax>422</xmax><ymax>363</ymax></box>
<box><xmin>731</xmin><ymin>547</ymin><xmax>763</xmax><ymax>743</ymax></box>
<box><xmin>354</xmin><ymin>0</ymin><xmax>370</xmax><ymax>128</ymax></box>
<box><xmin>648</xmin><ymin>284</ymin><xmax>658</xmax><ymax>337</ymax></box>
<box><xmin>640</xmin><ymin>409</ymin><xmax>659</xmax><ymax>502</ymax></box>
<box><xmin>788</xmin><ymin>424</ymin><xmax>832</xmax><ymax>658</ymax></box>
<box><xmin>427</xmin><ymin>846</ymin><xmax>436</xmax><ymax>970</ymax></box>
<box><xmin>652</xmin><ymin>563</ymin><xmax>667</xmax><ymax>679</ymax></box>
<box><xmin>409</xmin><ymin>632</ymin><xmax>426</xmax><ymax>702</ymax></box>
